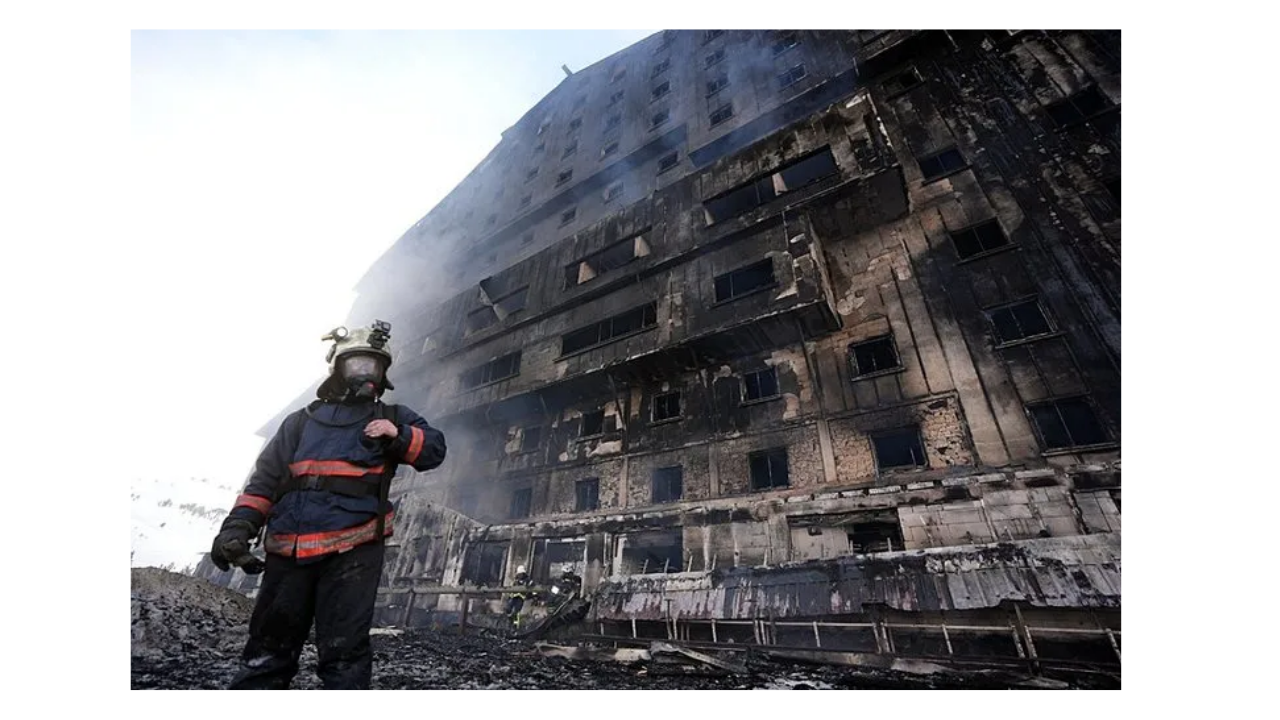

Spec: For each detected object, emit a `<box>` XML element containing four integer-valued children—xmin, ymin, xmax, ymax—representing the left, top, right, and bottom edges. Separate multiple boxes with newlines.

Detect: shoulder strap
<box><xmin>374</xmin><ymin>402</ymin><xmax>402</xmax><ymax>539</ymax></box>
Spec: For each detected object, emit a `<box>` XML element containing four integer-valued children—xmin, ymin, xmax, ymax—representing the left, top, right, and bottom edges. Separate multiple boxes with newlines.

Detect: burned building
<box><xmin>213</xmin><ymin>30</ymin><xmax>1121</xmax><ymax>669</ymax></box>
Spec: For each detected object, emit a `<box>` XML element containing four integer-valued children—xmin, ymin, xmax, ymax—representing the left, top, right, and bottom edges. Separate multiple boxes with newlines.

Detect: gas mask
<box><xmin>339</xmin><ymin>353</ymin><xmax>385</xmax><ymax>400</ymax></box>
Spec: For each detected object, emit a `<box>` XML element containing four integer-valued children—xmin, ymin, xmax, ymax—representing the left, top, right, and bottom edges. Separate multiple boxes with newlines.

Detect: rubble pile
<box><xmin>130</xmin><ymin>569</ymin><xmax>1116</xmax><ymax>690</ymax></box>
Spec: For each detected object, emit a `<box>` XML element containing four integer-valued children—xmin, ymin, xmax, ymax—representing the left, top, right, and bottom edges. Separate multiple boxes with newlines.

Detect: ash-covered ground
<box><xmin>131</xmin><ymin>568</ymin><xmax>1115</xmax><ymax>690</ymax></box>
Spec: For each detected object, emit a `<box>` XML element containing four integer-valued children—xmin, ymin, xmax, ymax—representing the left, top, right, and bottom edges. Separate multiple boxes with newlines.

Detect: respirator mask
<box><xmin>339</xmin><ymin>353</ymin><xmax>385</xmax><ymax>400</ymax></box>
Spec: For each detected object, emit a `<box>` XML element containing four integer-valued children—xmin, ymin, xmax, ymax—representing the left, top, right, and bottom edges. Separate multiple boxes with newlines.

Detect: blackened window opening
<box><xmin>951</xmin><ymin>219</ymin><xmax>1009</xmax><ymax>259</ymax></box>
<box><xmin>509</xmin><ymin>488</ymin><xmax>532</xmax><ymax>520</ymax></box>
<box><xmin>658</xmin><ymin>151</ymin><xmax>679</xmax><ymax>173</ymax></box>
<box><xmin>744</xmin><ymin>367</ymin><xmax>779</xmax><ymax>401</ymax></box>
<box><xmin>575</xmin><ymin>478</ymin><xmax>600</xmax><ymax>512</ymax></box>
<box><xmin>990</xmin><ymin>299</ymin><xmax>1052</xmax><ymax>343</ymax></box>
<box><xmin>465</xmin><ymin>307</ymin><xmax>497</xmax><ymax>335</ymax></box>
<box><xmin>520</xmin><ymin>426</ymin><xmax>542</xmax><ymax>453</ymax></box>
<box><xmin>652</xmin><ymin>81</ymin><xmax>670</xmax><ymax>100</ymax></box>
<box><xmin>1028</xmin><ymin>397</ymin><xmax>1108</xmax><ymax>450</ymax></box>
<box><xmin>653</xmin><ymin>391</ymin><xmax>681</xmax><ymax>422</ymax></box>
<box><xmin>849</xmin><ymin>335</ymin><xmax>900</xmax><ymax>376</ymax></box>
<box><xmin>749</xmin><ymin>447</ymin><xmax>790</xmax><ymax>490</ymax></box>
<box><xmin>623</xmin><ymin>529</ymin><xmax>683</xmax><ymax>574</ymax></box>
<box><xmin>652</xmin><ymin>466</ymin><xmax>683</xmax><ymax>504</ymax></box>
<box><xmin>706</xmin><ymin>73</ymin><xmax>729</xmax><ymax>96</ymax></box>
<box><xmin>884</xmin><ymin>67</ymin><xmax>923</xmax><ymax>95</ymax></box>
<box><xmin>651</xmin><ymin>109</ymin><xmax>670</xmax><ymax>128</ymax></box>
<box><xmin>561</xmin><ymin>302</ymin><xmax>658</xmax><ymax>355</ymax></box>
<box><xmin>772</xmin><ymin>31</ymin><xmax>799</xmax><ymax>55</ymax></box>
<box><xmin>704</xmin><ymin>147</ymin><xmax>837</xmax><ymax>223</ymax></box>
<box><xmin>580</xmin><ymin>410</ymin><xmax>605</xmax><ymax>438</ymax></box>
<box><xmin>710</xmin><ymin>102</ymin><xmax>734</xmax><ymax>126</ymax></box>
<box><xmin>714</xmin><ymin>258</ymin><xmax>775</xmax><ymax>302</ymax></box>
<box><xmin>461</xmin><ymin>351</ymin><xmax>521</xmax><ymax>390</ymax></box>
<box><xmin>871</xmin><ymin>427</ymin><xmax>926</xmax><ymax>469</ymax></box>
<box><xmin>847</xmin><ymin>520</ymin><xmax>903</xmax><ymax>553</ymax></box>
<box><xmin>779</xmin><ymin>64</ymin><xmax>807</xmax><ymax>88</ymax></box>
<box><xmin>465</xmin><ymin>542</ymin><xmax>508</xmax><ymax>585</ymax></box>
<box><xmin>1045</xmin><ymin>86</ymin><xmax>1111</xmax><ymax>128</ymax></box>
<box><xmin>918</xmin><ymin>147</ymin><xmax>966</xmax><ymax>181</ymax></box>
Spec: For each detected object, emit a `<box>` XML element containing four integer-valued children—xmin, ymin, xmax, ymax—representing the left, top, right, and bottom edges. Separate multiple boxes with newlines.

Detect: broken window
<box><xmin>779</xmin><ymin>63</ymin><xmax>807</xmax><ymax>88</ymax></box>
<box><xmin>622</xmin><ymin>529</ymin><xmax>684</xmax><ymax>574</ymax></box>
<box><xmin>652</xmin><ymin>59</ymin><xmax>670</xmax><ymax>77</ymax></box>
<box><xmin>883</xmin><ymin>67</ymin><xmax>923</xmax><ymax>96</ymax></box>
<box><xmin>575</xmin><ymin>478</ymin><xmax>600</xmax><ymax>512</ymax></box>
<box><xmin>988</xmin><ymin>298</ymin><xmax>1053</xmax><ymax>344</ymax></box>
<box><xmin>509</xmin><ymin>487</ymin><xmax>532</xmax><ymax>520</ymax></box>
<box><xmin>950</xmin><ymin>219</ymin><xmax>1009</xmax><ymax>260</ymax></box>
<box><xmin>465</xmin><ymin>307</ymin><xmax>498</xmax><ymax>335</ymax></box>
<box><xmin>556</xmin><ymin>169</ymin><xmax>573</xmax><ymax>186</ymax></box>
<box><xmin>771</xmin><ymin>30</ymin><xmax>799</xmax><ymax>55</ymax></box>
<box><xmin>567</xmin><ymin>117</ymin><xmax>583</xmax><ymax>132</ymax></box>
<box><xmin>653</xmin><ymin>391</ymin><xmax>681</xmax><ymax>422</ymax></box>
<box><xmin>561</xmin><ymin>302</ymin><xmax>658</xmax><ymax>355</ymax></box>
<box><xmin>706</xmin><ymin>73</ymin><xmax>730</xmax><ymax>96</ymax></box>
<box><xmin>520</xmin><ymin>426</ymin><xmax>542</xmax><ymax>453</ymax></box>
<box><xmin>460</xmin><ymin>351</ymin><xmax>521</xmax><ymax>390</ymax></box>
<box><xmin>603</xmin><ymin>182</ymin><xmax>623</xmax><ymax>204</ymax></box>
<box><xmin>602</xmin><ymin>140</ymin><xmax>620</xmax><ymax>158</ymax></box>
<box><xmin>848</xmin><ymin>335</ymin><xmax>900</xmax><ymax>377</ymax></box>
<box><xmin>651</xmin><ymin>108</ymin><xmax>670</xmax><ymax>129</ymax></box>
<box><xmin>546</xmin><ymin>539</ymin><xmax>586</xmax><ymax>564</ymax></box>
<box><xmin>709</xmin><ymin>102</ymin><xmax>734</xmax><ymax>126</ymax></box>
<box><xmin>743</xmin><ymin>367</ymin><xmax>779</xmax><ymax>401</ymax></box>
<box><xmin>464</xmin><ymin>542</ymin><xmax>508</xmax><ymax>585</ymax></box>
<box><xmin>706</xmin><ymin>48</ymin><xmax>726</xmax><ymax>67</ymax></box>
<box><xmin>1045</xmin><ymin>86</ymin><xmax>1111</xmax><ymax>128</ymax></box>
<box><xmin>918</xmin><ymin>146</ymin><xmax>967</xmax><ymax>181</ymax></box>
<box><xmin>704</xmin><ymin>147</ymin><xmax>837</xmax><ymax>223</ymax></box>
<box><xmin>563</xmin><ymin>232</ymin><xmax>651</xmax><ymax>288</ymax></box>
<box><xmin>651</xmin><ymin>466</ymin><xmax>683</xmax><ymax>504</ymax></box>
<box><xmin>562</xmin><ymin>141</ymin><xmax>578</xmax><ymax>159</ymax></box>
<box><xmin>651</xmin><ymin>81</ymin><xmax>671</xmax><ymax>101</ymax></box>
<box><xmin>749</xmin><ymin>447</ymin><xmax>790</xmax><ymax>490</ymax></box>
<box><xmin>580</xmin><ymin>410</ymin><xmax>605</xmax><ymax>438</ymax></box>
<box><xmin>658</xmin><ymin>151</ymin><xmax>679</xmax><ymax>174</ymax></box>
<box><xmin>871</xmin><ymin>426</ymin><xmax>927</xmax><ymax>470</ymax></box>
<box><xmin>1028</xmin><ymin>397</ymin><xmax>1108</xmax><ymax>450</ymax></box>
<box><xmin>714</xmin><ymin>258</ymin><xmax>776</xmax><ymax>303</ymax></box>
<box><xmin>560</xmin><ymin>207</ymin><xmax>577</xmax><ymax>226</ymax></box>
<box><xmin>1104</xmin><ymin>176</ymin><xmax>1120</xmax><ymax>207</ymax></box>
<box><xmin>519</xmin><ymin>194</ymin><xmax>532</xmax><ymax>209</ymax></box>
<box><xmin>847</xmin><ymin>518</ymin><xmax>903</xmax><ymax>553</ymax></box>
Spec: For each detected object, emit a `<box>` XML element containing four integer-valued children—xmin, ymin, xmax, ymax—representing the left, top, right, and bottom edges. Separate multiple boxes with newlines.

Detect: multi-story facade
<box><xmin>207</xmin><ymin>30</ymin><xmax>1121</xmax><ymax>667</ymax></box>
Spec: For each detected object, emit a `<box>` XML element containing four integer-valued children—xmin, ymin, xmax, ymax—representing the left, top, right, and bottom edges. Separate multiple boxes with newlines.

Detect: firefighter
<box><xmin>209</xmin><ymin>320</ymin><xmax>447</xmax><ymax>690</ymax></box>
<box><xmin>505</xmin><ymin>565</ymin><xmax>531</xmax><ymax>628</ymax></box>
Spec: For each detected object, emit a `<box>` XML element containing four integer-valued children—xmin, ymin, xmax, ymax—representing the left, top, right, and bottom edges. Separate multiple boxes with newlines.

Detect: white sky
<box><xmin>126</xmin><ymin>29</ymin><xmax>655</xmax><ymax>567</ymax></box>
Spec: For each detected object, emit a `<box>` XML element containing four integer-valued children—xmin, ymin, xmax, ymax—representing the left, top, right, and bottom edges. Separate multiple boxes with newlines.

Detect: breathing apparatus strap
<box><xmin>375</xmin><ymin>401</ymin><xmax>400</xmax><ymax>541</ymax></box>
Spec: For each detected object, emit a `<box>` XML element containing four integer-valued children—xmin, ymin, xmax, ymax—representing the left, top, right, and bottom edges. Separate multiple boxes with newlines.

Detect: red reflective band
<box><xmin>288</xmin><ymin>460</ymin><xmax>385</xmax><ymax>477</ymax></box>
<box><xmin>264</xmin><ymin>512</ymin><xmax>395</xmax><ymax>559</ymax></box>
<box><xmin>234</xmin><ymin>494</ymin><xmax>272</xmax><ymax>514</ymax></box>
<box><xmin>404</xmin><ymin>426</ymin><xmax>425</xmax><ymax>464</ymax></box>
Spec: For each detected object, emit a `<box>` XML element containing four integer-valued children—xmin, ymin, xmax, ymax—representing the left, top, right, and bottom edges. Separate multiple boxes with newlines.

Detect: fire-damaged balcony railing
<box><xmin>588</xmin><ymin>612</ymin><xmax>1121</xmax><ymax>670</ymax></box>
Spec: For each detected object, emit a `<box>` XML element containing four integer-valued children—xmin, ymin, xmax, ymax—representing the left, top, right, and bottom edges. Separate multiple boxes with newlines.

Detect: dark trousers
<box><xmin>229</xmin><ymin>540</ymin><xmax>385</xmax><ymax>690</ymax></box>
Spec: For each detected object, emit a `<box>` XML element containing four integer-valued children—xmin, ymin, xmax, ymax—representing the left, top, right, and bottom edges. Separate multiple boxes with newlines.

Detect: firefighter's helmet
<box><xmin>316</xmin><ymin>320</ymin><xmax>396</xmax><ymax>399</ymax></box>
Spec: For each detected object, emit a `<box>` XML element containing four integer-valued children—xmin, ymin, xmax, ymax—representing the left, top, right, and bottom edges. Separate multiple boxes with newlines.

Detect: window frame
<box><xmin>742</xmin><ymin>367</ymin><xmax>781</xmax><ymax>404</ymax></box>
<box><xmin>869</xmin><ymin>426</ymin><xmax>928</xmax><ymax>471</ymax></box>
<box><xmin>847</xmin><ymin>335</ymin><xmax>903</xmax><ymax>379</ymax></box>
<box><xmin>652</xmin><ymin>391</ymin><xmax>682</xmax><ymax>424</ymax></box>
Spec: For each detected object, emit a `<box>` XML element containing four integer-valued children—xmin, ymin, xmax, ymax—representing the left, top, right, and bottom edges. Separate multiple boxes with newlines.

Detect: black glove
<box><xmin>210</xmin><ymin>518</ymin><xmax>264</xmax><ymax>574</ymax></box>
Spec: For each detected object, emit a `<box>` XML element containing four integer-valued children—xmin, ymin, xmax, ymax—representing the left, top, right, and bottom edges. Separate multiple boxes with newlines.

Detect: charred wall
<box><xmin>337</xmin><ymin>30</ymin><xmax>1123</xmax><ymax>631</ymax></box>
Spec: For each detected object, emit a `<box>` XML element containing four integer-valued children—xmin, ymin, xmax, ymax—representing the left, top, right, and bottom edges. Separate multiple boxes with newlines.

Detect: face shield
<box><xmin>339</xmin><ymin>353</ymin><xmax>385</xmax><ymax>383</ymax></box>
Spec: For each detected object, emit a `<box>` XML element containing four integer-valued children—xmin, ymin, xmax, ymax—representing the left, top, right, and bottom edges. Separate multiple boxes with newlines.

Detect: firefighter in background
<box><xmin>504</xmin><ymin>565</ymin><xmax>531</xmax><ymax>628</ymax></box>
<box><xmin>209</xmin><ymin>321</ymin><xmax>447</xmax><ymax>690</ymax></box>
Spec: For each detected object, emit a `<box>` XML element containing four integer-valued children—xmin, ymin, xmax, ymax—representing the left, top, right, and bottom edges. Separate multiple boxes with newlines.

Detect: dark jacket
<box><xmin>227</xmin><ymin>399</ymin><xmax>446</xmax><ymax>561</ymax></box>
